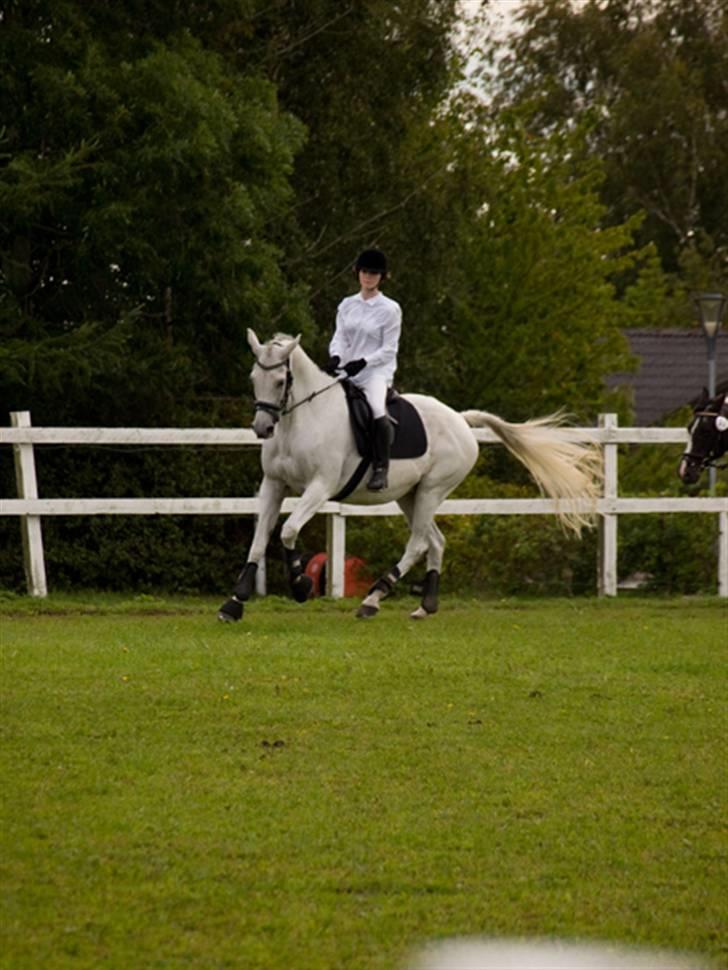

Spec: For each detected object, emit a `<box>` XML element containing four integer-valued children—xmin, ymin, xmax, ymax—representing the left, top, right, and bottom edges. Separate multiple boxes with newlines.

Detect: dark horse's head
<box><xmin>678</xmin><ymin>389</ymin><xmax>728</xmax><ymax>485</ymax></box>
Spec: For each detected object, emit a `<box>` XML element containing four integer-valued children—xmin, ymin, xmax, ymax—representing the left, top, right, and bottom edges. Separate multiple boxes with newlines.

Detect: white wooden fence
<box><xmin>2</xmin><ymin>410</ymin><xmax>727</xmax><ymax>598</ymax></box>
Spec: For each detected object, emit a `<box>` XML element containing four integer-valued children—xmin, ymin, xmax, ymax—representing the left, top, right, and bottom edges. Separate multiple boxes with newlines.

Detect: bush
<box><xmin>3</xmin><ymin>417</ymin><xmax>723</xmax><ymax>597</ymax></box>
<box><xmin>616</xmin><ymin>421</ymin><xmax>726</xmax><ymax>594</ymax></box>
<box><xmin>0</xmin><ymin>444</ymin><xmax>262</xmax><ymax>594</ymax></box>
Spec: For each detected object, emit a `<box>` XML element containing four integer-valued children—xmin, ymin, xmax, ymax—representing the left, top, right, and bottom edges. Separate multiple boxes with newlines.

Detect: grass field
<box><xmin>1</xmin><ymin>594</ymin><xmax>726</xmax><ymax>969</ymax></box>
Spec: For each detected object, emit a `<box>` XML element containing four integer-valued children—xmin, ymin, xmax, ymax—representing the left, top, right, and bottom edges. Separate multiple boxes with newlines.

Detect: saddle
<box><xmin>341</xmin><ymin>381</ymin><xmax>428</xmax><ymax>460</ymax></box>
<box><xmin>330</xmin><ymin>381</ymin><xmax>428</xmax><ymax>501</ymax></box>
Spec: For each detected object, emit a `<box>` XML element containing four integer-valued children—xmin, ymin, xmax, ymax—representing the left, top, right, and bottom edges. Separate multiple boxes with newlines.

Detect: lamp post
<box><xmin>692</xmin><ymin>291</ymin><xmax>726</xmax><ymax>492</ymax></box>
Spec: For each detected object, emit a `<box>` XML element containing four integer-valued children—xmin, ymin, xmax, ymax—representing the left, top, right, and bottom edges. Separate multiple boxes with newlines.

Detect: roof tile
<box><xmin>606</xmin><ymin>329</ymin><xmax>728</xmax><ymax>424</ymax></box>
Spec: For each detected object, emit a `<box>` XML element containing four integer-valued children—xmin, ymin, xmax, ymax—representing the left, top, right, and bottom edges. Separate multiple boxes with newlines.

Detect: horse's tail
<box><xmin>461</xmin><ymin>410</ymin><xmax>603</xmax><ymax>536</ymax></box>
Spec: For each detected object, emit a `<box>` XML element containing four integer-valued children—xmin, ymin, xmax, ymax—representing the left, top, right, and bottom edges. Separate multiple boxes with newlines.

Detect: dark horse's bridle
<box><xmin>680</xmin><ymin>399</ymin><xmax>728</xmax><ymax>477</ymax></box>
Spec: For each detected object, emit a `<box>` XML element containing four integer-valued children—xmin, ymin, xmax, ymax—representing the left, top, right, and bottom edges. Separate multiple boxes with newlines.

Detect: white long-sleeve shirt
<box><xmin>329</xmin><ymin>291</ymin><xmax>402</xmax><ymax>384</ymax></box>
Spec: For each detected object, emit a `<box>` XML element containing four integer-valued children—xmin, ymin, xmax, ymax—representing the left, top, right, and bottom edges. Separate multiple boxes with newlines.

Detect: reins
<box><xmin>280</xmin><ymin>377</ymin><xmax>343</xmax><ymax>417</ymax></box>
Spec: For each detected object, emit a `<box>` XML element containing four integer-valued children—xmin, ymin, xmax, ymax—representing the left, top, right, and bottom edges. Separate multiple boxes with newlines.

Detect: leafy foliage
<box><xmin>488</xmin><ymin>0</ymin><xmax>728</xmax><ymax>289</ymax></box>
<box><xmin>393</xmin><ymin>108</ymin><xmax>642</xmax><ymax>419</ymax></box>
<box><xmin>0</xmin><ymin>2</ymin><xmax>309</xmax><ymax>424</ymax></box>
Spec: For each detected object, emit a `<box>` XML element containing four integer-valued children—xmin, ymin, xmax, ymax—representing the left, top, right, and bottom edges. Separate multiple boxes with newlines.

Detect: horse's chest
<box><xmin>264</xmin><ymin>451</ymin><xmax>316</xmax><ymax>491</ymax></box>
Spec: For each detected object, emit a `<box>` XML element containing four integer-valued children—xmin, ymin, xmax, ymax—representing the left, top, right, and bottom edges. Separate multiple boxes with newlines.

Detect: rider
<box><xmin>325</xmin><ymin>248</ymin><xmax>401</xmax><ymax>490</ymax></box>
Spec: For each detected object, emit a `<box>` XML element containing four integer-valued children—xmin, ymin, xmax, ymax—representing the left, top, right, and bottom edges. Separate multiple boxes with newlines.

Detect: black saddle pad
<box><xmin>341</xmin><ymin>381</ymin><xmax>428</xmax><ymax>460</ymax></box>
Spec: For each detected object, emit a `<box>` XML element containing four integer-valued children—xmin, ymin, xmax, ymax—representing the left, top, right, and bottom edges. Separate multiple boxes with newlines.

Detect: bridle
<box><xmin>681</xmin><ymin>407</ymin><xmax>728</xmax><ymax>474</ymax></box>
<box><xmin>252</xmin><ymin>354</ymin><xmax>341</xmax><ymax>423</ymax></box>
<box><xmin>252</xmin><ymin>355</ymin><xmax>294</xmax><ymax>422</ymax></box>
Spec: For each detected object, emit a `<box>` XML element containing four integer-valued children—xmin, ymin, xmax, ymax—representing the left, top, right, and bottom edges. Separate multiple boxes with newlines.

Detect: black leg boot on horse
<box><xmin>367</xmin><ymin>416</ymin><xmax>392</xmax><ymax>491</ymax></box>
<box><xmin>357</xmin><ymin>566</ymin><xmax>400</xmax><ymax>618</ymax></box>
<box><xmin>218</xmin><ymin>561</ymin><xmax>258</xmax><ymax>622</ymax></box>
<box><xmin>284</xmin><ymin>547</ymin><xmax>314</xmax><ymax>602</ymax></box>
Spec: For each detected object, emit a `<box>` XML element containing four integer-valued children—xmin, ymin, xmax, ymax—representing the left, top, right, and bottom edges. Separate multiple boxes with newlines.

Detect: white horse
<box><xmin>218</xmin><ymin>330</ymin><xmax>602</xmax><ymax>621</ymax></box>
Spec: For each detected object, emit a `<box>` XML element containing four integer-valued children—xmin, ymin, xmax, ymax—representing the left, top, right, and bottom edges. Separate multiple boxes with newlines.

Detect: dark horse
<box><xmin>678</xmin><ymin>390</ymin><xmax>728</xmax><ymax>485</ymax></box>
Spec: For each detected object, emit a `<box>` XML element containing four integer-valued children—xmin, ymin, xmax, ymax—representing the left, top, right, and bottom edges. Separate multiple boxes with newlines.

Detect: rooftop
<box><xmin>606</xmin><ymin>328</ymin><xmax>728</xmax><ymax>425</ymax></box>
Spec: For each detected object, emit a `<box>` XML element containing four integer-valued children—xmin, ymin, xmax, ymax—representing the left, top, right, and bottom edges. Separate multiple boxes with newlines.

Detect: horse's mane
<box><xmin>268</xmin><ymin>332</ymin><xmax>322</xmax><ymax>376</ymax></box>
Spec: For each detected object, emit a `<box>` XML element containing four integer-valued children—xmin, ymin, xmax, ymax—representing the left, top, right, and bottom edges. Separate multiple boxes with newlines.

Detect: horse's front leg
<box><xmin>280</xmin><ymin>479</ymin><xmax>331</xmax><ymax>603</ymax></box>
<box><xmin>218</xmin><ymin>475</ymin><xmax>286</xmax><ymax>622</ymax></box>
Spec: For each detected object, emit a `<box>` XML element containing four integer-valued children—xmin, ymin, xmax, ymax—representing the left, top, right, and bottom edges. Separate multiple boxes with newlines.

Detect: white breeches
<box><xmin>351</xmin><ymin>372</ymin><xmax>389</xmax><ymax>419</ymax></box>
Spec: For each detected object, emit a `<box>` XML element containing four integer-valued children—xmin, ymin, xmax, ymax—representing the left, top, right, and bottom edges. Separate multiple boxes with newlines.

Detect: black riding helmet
<box><xmin>355</xmin><ymin>248</ymin><xmax>387</xmax><ymax>278</ymax></box>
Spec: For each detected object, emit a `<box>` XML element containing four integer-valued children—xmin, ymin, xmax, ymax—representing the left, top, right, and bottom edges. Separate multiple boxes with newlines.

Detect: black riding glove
<box><xmin>324</xmin><ymin>355</ymin><xmax>341</xmax><ymax>376</ymax></box>
<box><xmin>344</xmin><ymin>358</ymin><xmax>367</xmax><ymax>377</ymax></box>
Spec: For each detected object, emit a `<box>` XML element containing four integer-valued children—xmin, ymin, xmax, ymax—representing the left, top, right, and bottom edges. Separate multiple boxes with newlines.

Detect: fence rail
<box><xmin>2</xmin><ymin>411</ymin><xmax>726</xmax><ymax>598</ymax></box>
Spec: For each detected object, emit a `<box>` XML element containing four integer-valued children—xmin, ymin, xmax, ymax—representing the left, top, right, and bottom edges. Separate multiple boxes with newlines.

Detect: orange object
<box><xmin>304</xmin><ymin>553</ymin><xmax>372</xmax><ymax>597</ymax></box>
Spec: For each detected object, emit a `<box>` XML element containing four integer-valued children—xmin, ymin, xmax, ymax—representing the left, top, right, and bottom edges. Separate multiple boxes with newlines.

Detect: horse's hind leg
<box><xmin>410</xmin><ymin>527</ymin><xmax>444</xmax><ymax>619</ymax></box>
<box><xmin>356</xmin><ymin>489</ymin><xmax>445</xmax><ymax>620</ymax></box>
<box><xmin>356</xmin><ymin>565</ymin><xmax>402</xmax><ymax>619</ymax></box>
<box><xmin>396</xmin><ymin>493</ymin><xmax>444</xmax><ymax>619</ymax></box>
<box><xmin>218</xmin><ymin>475</ymin><xmax>286</xmax><ymax>622</ymax></box>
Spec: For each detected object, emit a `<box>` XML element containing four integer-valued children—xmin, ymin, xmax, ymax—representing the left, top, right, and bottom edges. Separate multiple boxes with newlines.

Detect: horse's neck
<box><xmin>286</xmin><ymin>346</ymin><xmax>346</xmax><ymax>430</ymax></box>
<box><xmin>289</xmin><ymin>345</ymin><xmax>328</xmax><ymax>395</ymax></box>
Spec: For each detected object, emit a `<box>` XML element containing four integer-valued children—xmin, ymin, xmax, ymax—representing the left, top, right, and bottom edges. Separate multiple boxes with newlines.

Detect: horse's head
<box><xmin>678</xmin><ymin>389</ymin><xmax>728</xmax><ymax>485</ymax></box>
<box><xmin>247</xmin><ymin>329</ymin><xmax>301</xmax><ymax>439</ymax></box>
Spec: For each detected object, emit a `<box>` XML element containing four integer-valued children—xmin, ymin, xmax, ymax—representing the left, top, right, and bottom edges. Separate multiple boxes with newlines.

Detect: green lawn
<box><xmin>1</xmin><ymin>595</ymin><xmax>726</xmax><ymax>969</ymax></box>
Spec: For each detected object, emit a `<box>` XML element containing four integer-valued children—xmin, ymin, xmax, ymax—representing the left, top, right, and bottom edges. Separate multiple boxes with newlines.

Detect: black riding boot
<box><xmin>367</xmin><ymin>416</ymin><xmax>391</xmax><ymax>491</ymax></box>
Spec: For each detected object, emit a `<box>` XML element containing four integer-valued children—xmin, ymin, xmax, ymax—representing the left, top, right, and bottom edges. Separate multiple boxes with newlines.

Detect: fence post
<box><xmin>326</xmin><ymin>511</ymin><xmax>346</xmax><ymax>598</ymax></box>
<box><xmin>598</xmin><ymin>413</ymin><xmax>618</xmax><ymax>597</ymax></box>
<box><xmin>10</xmin><ymin>411</ymin><xmax>47</xmax><ymax>597</ymax></box>
<box><xmin>719</xmin><ymin>511</ymin><xmax>727</xmax><ymax>599</ymax></box>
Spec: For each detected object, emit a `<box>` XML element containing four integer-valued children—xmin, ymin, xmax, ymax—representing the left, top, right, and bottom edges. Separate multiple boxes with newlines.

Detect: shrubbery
<box><xmin>4</xmin><ymin>412</ymin><xmax>723</xmax><ymax>597</ymax></box>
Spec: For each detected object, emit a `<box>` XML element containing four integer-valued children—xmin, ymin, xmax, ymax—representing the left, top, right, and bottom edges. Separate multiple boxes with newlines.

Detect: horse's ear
<box><xmin>696</xmin><ymin>387</ymin><xmax>710</xmax><ymax>409</ymax></box>
<box><xmin>247</xmin><ymin>329</ymin><xmax>262</xmax><ymax>357</ymax></box>
<box><xmin>282</xmin><ymin>333</ymin><xmax>301</xmax><ymax>358</ymax></box>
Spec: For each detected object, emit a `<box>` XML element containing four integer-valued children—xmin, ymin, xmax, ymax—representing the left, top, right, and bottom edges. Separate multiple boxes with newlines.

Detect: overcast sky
<box><xmin>460</xmin><ymin>0</ymin><xmax>593</xmax><ymax>34</ymax></box>
<box><xmin>460</xmin><ymin>0</ymin><xmax>525</xmax><ymax>35</ymax></box>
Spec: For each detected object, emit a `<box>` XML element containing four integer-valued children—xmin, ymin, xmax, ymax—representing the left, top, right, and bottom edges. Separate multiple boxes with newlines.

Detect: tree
<box><xmin>486</xmin><ymin>0</ymin><xmax>728</xmax><ymax>291</ymax></box>
<box><xmin>245</xmin><ymin>0</ymin><xmax>481</xmax><ymax>356</ymax></box>
<box><xmin>0</xmin><ymin>0</ymin><xmax>308</xmax><ymax>424</ymax></box>
<box><xmin>390</xmin><ymin>104</ymin><xmax>643</xmax><ymax>420</ymax></box>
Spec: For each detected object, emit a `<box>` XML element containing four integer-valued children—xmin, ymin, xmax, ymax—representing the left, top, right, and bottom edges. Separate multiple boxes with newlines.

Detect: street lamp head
<box><xmin>692</xmin><ymin>291</ymin><xmax>726</xmax><ymax>339</ymax></box>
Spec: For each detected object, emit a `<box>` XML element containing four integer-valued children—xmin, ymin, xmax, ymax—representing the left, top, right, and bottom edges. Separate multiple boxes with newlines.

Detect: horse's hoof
<box><xmin>218</xmin><ymin>598</ymin><xmax>243</xmax><ymax>622</ymax></box>
<box><xmin>356</xmin><ymin>604</ymin><xmax>379</xmax><ymax>619</ymax></box>
<box><xmin>291</xmin><ymin>575</ymin><xmax>313</xmax><ymax>603</ymax></box>
<box><xmin>410</xmin><ymin>606</ymin><xmax>434</xmax><ymax>620</ymax></box>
